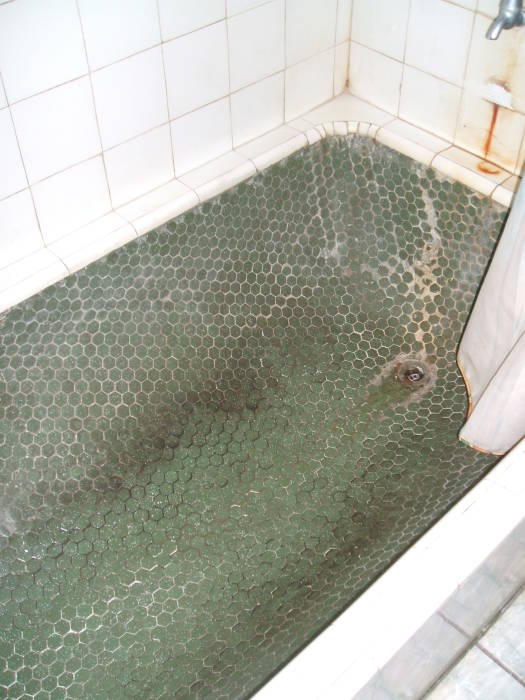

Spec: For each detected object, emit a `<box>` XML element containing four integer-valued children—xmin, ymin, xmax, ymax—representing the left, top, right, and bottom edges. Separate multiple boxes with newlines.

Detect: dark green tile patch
<box><xmin>0</xmin><ymin>136</ymin><xmax>505</xmax><ymax>698</ymax></box>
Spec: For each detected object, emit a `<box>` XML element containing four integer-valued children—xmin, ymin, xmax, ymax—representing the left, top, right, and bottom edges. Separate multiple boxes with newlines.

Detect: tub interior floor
<box><xmin>0</xmin><ymin>137</ymin><xmax>504</xmax><ymax>699</ymax></box>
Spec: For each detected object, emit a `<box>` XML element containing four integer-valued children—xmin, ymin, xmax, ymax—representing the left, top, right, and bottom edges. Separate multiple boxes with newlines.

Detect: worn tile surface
<box><xmin>426</xmin><ymin>646</ymin><xmax>525</xmax><ymax>700</ymax></box>
<box><xmin>480</xmin><ymin>588</ymin><xmax>525</xmax><ymax>683</ymax></box>
<box><xmin>0</xmin><ymin>136</ymin><xmax>505</xmax><ymax>698</ymax></box>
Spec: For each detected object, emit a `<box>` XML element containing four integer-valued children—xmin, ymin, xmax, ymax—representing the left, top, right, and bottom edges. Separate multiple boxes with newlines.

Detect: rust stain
<box><xmin>477</xmin><ymin>162</ymin><xmax>500</xmax><ymax>175</ymax></box>
<box><xmin>477</xmin><ymin>102</ymin><xmax>501</xmax><ymax>175</ymax></box>
<box><xmin>483</xmin><ymin>103</ymin><xmax>499</xmax><ymax>157</ymax></box>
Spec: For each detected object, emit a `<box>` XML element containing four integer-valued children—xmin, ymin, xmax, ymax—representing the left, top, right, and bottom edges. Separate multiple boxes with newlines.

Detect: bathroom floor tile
<box><xmin>480</xmin><ymin>588</ymin><xmax>525</xmax><ymax>682</ymax></box>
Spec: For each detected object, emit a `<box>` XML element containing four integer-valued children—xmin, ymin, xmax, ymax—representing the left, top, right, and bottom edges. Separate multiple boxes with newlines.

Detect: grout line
<box><xmin>332</xmin><ymin>0</ymin><xmax>339</xmax><ymax>98</ymax></box>
<box><xmin>1</xmin><ymin>73</ymin><xmax>46</xmax><ymax>248</ymax></box>
<box><xmin>224</xmin><ymin>0</ymin><xmax>235</xmax><ymax>155</ymax></box>
<box><xmin>74</xmin><ymin>0</ymin><xmax>113</xmax><ymax>215</ymax></box>
<box><xmin>452</xmin><ymin>6</ymin><xmax>477</xmax><ymax>149</ymax></box>
<box><xmin>398</xmin><ymin>0</ymin><xmax>413</xmax><ymax>118</ymax></box>
<box><xmin>283</xmin><ymin>0</ymin><xmax>288</xmax><ymax>122</ymax></box>
<box><xmin>477</xmin><ymin>644</ymin><xmax>525</xmax><ymax>688</ymax></box>
<box><xmin>155</xmin><ymin>0</ymin><xmax>177</xmax><ymax>179</ymax></box>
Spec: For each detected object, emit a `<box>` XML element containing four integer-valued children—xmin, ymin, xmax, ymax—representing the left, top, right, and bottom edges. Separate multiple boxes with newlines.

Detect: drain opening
<box><xmin>396</xmin><ymin>358</ymin><xmax>431</xmax><ymax>390</ymax></box>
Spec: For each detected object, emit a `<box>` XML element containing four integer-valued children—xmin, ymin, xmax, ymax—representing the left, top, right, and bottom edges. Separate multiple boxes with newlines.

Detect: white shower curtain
<box><xmin>458</xmin><ymin>176</ymin><xmax>525</xmax><ymax>455</ymax></box>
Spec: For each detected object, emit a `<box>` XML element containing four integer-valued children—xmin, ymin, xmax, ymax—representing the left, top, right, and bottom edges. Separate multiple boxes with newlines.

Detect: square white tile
<box><xmin>465</xmin><ymin>13</ymin><xmax>525</xmax><ymax>114</ymax></box>
<box><xmin>336</xmin><ymin>0</ymin><xmax>352</xmax><ymax>45</ymax></box>
<box><xmin>405</xmin><ymin>0</ymin><xmax>474</xmax><ymax>86</ymax></box>
<box><xmin>285</xmin><ymin>49</ymin><xmax>334</xmax><ymax>121</ymax></box>
<box><xmin>11</xmin><ymin>77</ymin><xmax>101</xmax><ymax>184</ymax></box>
<box><xmin>77</xmin><ymin>0</ymin><xmax>160</xmax><ymax>70</ymax></box>
<box><xmin>456</xmin><ymin>92</ymin><xmax>525</xmax><ymax>173</ymax></box>
<box><xmin>32</xmin><ymin>157</ymin><xmax>111</xmax><ymax>243</ymax></box>
<box><xmin>226</xmin><ymin>0</ymin><xmax>268</xmax><ymax>16</ymax></box>
<box><xmin>228</xmin><ymin>0</ymin><xmax>285</xmax><ymax>90</ymax></box>
<box><xmin>0</xmin><ymin>108</ymin><xmax>26</xmax><ymax>199</ymax></box>
<box><xmin>399</xmin><ymin>65</ymin><xmax>462</xmax><ymax>141</ymax></box>
<box><xmin>231</xmin><ymin>73</ymin><xmax>284</xmax><ymax>147</ymax></box>
<box><xmin>349</xmin><ymin>43</ymin><xmax>403</xmax><ymax>115</ymax></box>
<box><xmin>171</xmin><ymin>98</ymin><xmax>232</xmax><ymax>175</ymax></box>
<box><xmin>352</xmin><ymin>0</ymin><xmax>410</xmax><ymax>61</ymax></box>
<box><xmin>0</xmin><ymin>190</ymin><xmax>42</xmax><ymax>268</ymax></box>
<box><xmin>92</xmin><ymin>47</ymin><xmax>168</xmax><ymax>150</ymax></box>
<box><xmin>334</xmin><ymin>42</ymin><xmax>349</xmax><ymax>95</ymax></box>
<box><xmin>158</xmin><ymin>0</ymin><xmax>225</xmax><ymax>41</ymax></box>
<box><xmin>164</xmin><ymin>22</ymin><xmax>229</xmax><ymax>118</ymax></box>
<box><xmin>286</xmin><ymin>0</ymin><xmax>337</xmax><ymax>66</ymax></box>
<box><xmin>104</xmin><ymin>125</ymin><xmax>174</xmax><ymax>208</ymax></box>
<box><xmin>477</xmin><ymin>0</ymin><xmax>499</xmax><ymax>16</ymax></box>
<box><xmin>0</xmin><ymin>0</ymin><xmax>87</xmax><ymax>103</ymax></box>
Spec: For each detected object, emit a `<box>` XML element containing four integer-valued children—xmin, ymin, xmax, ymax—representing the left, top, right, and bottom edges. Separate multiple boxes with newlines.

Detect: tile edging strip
<box><xmin>0</xmin><ymin>115</ymin><xmax>519</xmax><ymax>316</ymax></box>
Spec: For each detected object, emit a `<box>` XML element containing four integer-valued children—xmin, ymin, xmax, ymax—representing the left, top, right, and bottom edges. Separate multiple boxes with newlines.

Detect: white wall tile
<box><xmin>285</xmin><ymin>49</ymin><xmax>334</xmax><ymax>121</ymax></box>
<box><xmin>164</xmin><ymin>22</ymin><xmax>229</xmax><ymax>118</ymax></box>
<box><xmin>78</xmin><ymin>0</ymin><xmax>160</xmax><ymax>70</ymax></box>
<box><xmin>0</xmin><ymin>190</ymin><xmax>42</xmax><ymax>267</ymax></box>
<box><xmin>476</xmin><ymin>0</ymin><xmax>499</xmax><ymax>15</ymax></box>
<box><xmin>405</xmin><ymin>0</ymin><xmax>474</xmax><ymax>85</ymax></box>
<box><xmin>32</xmin><ymin>157</ymin><xmax>111</xmax><ymax>243</ymax></box>
<box><xmin>286</xmin><ymin>0</ymin><xmax>337</xmax><ymax>66</ymax></box>
<box><xmin>352</xmin><ymin>0</ymin><xmax>410</xmax><ymax>61</ymax></box>
<box><xmin>171</xmin><ymin>99</ymin><xmax>232</xmax><ymax>175</ymax></box>
<box><xmin>0</xmin><ymin>80</ymin><xmax>7</xmax><ymax>109</ymax></box>
<box><xmin>0</xmin><ymin>109</ymin><xmax>26</xmax><ymax>200</ymax></box>
<box><xmin>349</xmin><ymin>43</ymin><xmax>403</xmax><ymax>115</ymax></box>
<box><xmin>229</xmin><ymin>1</ymin><xmax>285</xmax><ymax>90</ymax></box>
<box><xmin>227</xmin><ymin>0</ymin><xmax>268</xmax><ymax>16</ymax></box>
<box><xmin>92</xmin><ymin>47</ymin><xmax>168</xmax><ymax>149</ymax></box>
<box><xmin>465</xmin><ymin>13</ymin><xmax>525</xmax><ymax>114</ymax></box>
<box><xmin>0</xmin><ymin>0</ymin><xmax>87</xmax><ymax>103</ymax></box>
<box><xmin>336</xmin><ymin>0</ymin><xmax>352</xmax><ymax>45</ymax></box>
<box><xmin>104</xmin><ymin>125</ymin><xmax>174</xmax><ymax>207</ymax></box>
<box><xmin>399</xmin><ymin>66</ymin><xmax>462</xmax><ymax>141</ymax></box>
<box><xmin>11</xmin><ymin>78</ymin><xmax>100</xmax><ymax>184</ymax></box>
<box><xmin>159</xmin><ymin>0</ymin><xmax>225</xmax><ymax>41</ymax></box>
<box><xmin>334</xmin><ymin>42</ymin><xmax>349</xmax><ymax>95</ymax></box>
<box><xmin>231</xmin><ymin>73</ymin><xmax>284</xmax><ymax>146</ymax></box>
<box><xmin>456</xmin><ymin>93</ymin><xmax>525</xmax><ymax>172</ymax></box>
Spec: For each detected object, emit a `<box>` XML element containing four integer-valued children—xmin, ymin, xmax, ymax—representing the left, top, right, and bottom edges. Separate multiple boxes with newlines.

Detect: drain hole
<box><xmin>403</xmin><ymin>367</ymin><xmax>425</xmax><ymax>383</ymax></box>
<box><xmin>396</xmin><ymin>358</ymin><xmax>431</xmax><ymax>390</ymax></box>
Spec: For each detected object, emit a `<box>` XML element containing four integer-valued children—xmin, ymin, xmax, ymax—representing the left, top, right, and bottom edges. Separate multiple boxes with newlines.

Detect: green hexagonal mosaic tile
<box><xmin>0</xmin><ymin>136</ymin><xmax>505</xmax><ymax>698</ymax></box>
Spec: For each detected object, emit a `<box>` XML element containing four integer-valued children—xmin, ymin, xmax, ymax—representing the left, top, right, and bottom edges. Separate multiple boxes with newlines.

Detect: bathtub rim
<box><xmin>0</xmin><ymin>92</ymin><xmax>520</xmax><ymax>316</ymax></box>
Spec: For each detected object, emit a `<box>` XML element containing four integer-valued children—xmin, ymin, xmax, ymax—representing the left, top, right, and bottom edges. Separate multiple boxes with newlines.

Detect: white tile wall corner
<box><xmin>286</xmin><ymin>0</ymin><xmax>337</xmax><ymax>66</ymax></box>
<box><xmin>347</xmin><ymin>0</ymin><xmax>525</xmax><ymax>177</ymax></box>
<box><xmin>104</xmin><ymin>125</ymin><xmax>174</xmax><ymax>208</ymax></box>
<box><xmin>163</xmin><ymin>21</ymin><xmax>229</xmax><ymax>117</ymax></box>
<box><xmin>11</xmin><ymin>78</ymin><xmax>100</xmax><ymax>184</ymax></box>
<box><xmin>0</xmin><ymin>107</ymin><xmax>26</xmax><ymax>199</ymax></box>
<box><xmin>231</xmin><ymin>73</ymin><xmax>284</xmax><ymax>147</ymax></box>
<box><xmin>352</xmin><ymin>0</ymin><xmax>410</xmax><ymax>61</ymax></box>
<box><xmin>228</xmin><ymin>0</ymin><xmax>285</xmax><ymax>90</ymax></box>
<box><xmin>0</xmin><ymin>0</ymin><xmax>353</xmax><ymax>309</ymax></box>
<box><xmin>349</xmin><ymin>43</ymin><xmax>403</xmax><ymax>115</ymax></box>
<box><xmin>158</xmin><ymin>0</ymin><xmax>226</xmax><ymax>41</ymax></box>
<box><xmin>0</xmin><ymin>0</ymin><xmax>87</xmax><ymax>102</ymax></box>
<box><xmin>92</xmin><ymin>47</ymin><xmax>168</xmax><ymax>149</ymax></box>
<box><xmin>171</xmin><ymin>98</ymin><xmax>232</xmax><ymax>175</ymax></box>
<box><xmin>77</xmin><ymin>0</ymin><xmax>160</xmax><ymax>71</ymax></box>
